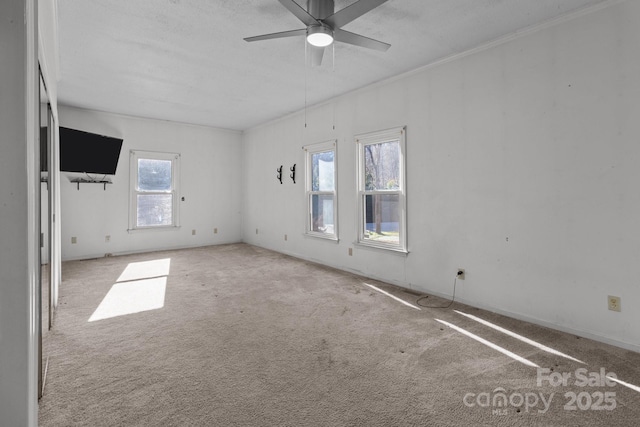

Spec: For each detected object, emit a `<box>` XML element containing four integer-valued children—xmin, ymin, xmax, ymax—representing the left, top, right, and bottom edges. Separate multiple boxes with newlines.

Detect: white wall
<box><xmin>242</xmin><ymin>1</ymin><xmax>640</xmax><ymax>351</ymax></box>
<box><xmin>59</xmin><ymin>106</ymin><xmax>243</xmax><ymax>260</ymax></box>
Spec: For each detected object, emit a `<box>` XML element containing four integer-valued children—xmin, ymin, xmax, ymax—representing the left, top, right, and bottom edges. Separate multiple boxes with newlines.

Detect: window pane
<box><xmin>311</xmin><ymin>194</ymin><xmax>335</xmax><ymax>234</ymax></box>
<box><xmin>138</xmin><ymin>159</ymin><xmax>172</xmax><ymax>191</ymax></box>
<box><xmin>137</xmin><ymin>194</ymin><xmax>173</xmax><ymax>227</ymax></box>
<box><xmin>364</xmin><ymin>141</ymin><xmax>400</xmax><ymax>191</ymax></box>
<box><xmin>363</xmin><ymin>194</ymin><xmax>399</xmax><ymax>245</ymax></box>
<box><xmin>311</xmin><ymin>151</ymin><xmax>334</xmax><ymax>191</ymax></box>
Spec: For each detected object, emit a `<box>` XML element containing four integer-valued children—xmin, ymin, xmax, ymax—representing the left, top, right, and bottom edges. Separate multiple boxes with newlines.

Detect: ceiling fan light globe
<box><xmin>307</xmin><ymin>26</ymin><xmax>333</xmax><ymax>47</ymax></box>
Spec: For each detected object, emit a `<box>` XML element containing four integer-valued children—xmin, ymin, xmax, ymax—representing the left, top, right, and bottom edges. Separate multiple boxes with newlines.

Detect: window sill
<box><xmin>127</xmin><ymin>225</ymin><xmax>181</xmax><ymax>234</ymax></box>
<box><xmin>304</xmin><ymin>232</ymin><xmax>339</xmax><ymax>243</ymax></box>
<box><xmin>354</xmin><ymin>241</ymin><xmax>409</xmax><ymax>256</ymax></box>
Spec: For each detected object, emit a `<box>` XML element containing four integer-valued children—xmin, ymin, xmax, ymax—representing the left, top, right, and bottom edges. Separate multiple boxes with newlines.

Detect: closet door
<box><xmin>38</xmin><ymin>73</ymin><xmax>53</xmax><ymax>399</ymax></box>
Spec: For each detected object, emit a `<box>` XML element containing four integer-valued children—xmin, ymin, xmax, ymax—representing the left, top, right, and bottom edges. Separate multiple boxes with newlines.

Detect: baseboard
<box><xmin>61</xmin><ymin>240</ymin><xmax>243</xmax><ymax>262</ymax></box>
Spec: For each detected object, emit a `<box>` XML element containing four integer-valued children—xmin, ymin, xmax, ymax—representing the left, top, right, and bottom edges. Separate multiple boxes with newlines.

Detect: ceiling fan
<box><xmin>244</xmin><ymin>0</ymin><xmax>391</xmax><ymax>66</ymax></box>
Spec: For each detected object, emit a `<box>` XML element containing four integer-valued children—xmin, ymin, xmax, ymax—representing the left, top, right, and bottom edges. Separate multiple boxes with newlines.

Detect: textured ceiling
<box><xmin>57</xmin><ymin>0</ymin><xmax>609</xmax><ymax>131</ymax></box>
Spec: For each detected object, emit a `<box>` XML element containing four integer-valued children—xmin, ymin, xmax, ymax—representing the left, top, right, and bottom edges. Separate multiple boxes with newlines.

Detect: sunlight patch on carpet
<box><xmin>89</xmin><ymin>258</ymin><xmax>171</xmax><ymax>322</ymax></box>
<box><xmin>454</xmin><ymin>310</ymin><xmax>585</xmax><ymax>364</ymax></box>
<box><xmin>606</xmin><ymin>376</ymin><xmax>640</xmax><ymax>393</ymax></box>
<box><xmin>364</xmin><ymin>283</ymin><xmax>421</xmax><ymax>310</ymax></box>
<box><xmin>116</xmin><ymin>258</ymin><xmax>171</xmax><ymax>282</ymax></box>
<box><xmin>436</xmin><ymin>319</ymin><xmax>540</xmax><ymax>368</ymax></box>
<box><xmin>89</xmin><ymin>277</ymin><xmax>167</xmax><ymax>322</ymax></box>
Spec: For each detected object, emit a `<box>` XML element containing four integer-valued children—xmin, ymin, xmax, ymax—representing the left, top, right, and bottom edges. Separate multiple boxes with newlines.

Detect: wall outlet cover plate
<box><xmin>608</xmin><ymin>295</ymin><xmax>621</xmax><ymax>312</ymax></box>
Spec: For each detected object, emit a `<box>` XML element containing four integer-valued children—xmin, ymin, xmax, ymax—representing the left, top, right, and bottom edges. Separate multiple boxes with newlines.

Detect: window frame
<box><xmin>303</xmin><ymin>140</ymin><xmax>338</xmax><ymax>241</ymax></box>
<box><xmin>356</xmin><ymin>126</ymin><xmax>407</xmax><ymax>253</ymax></box>
<box><xmin>128</xmin><ymin>150</ymin><xmax>181</xmax><ymax>232</ymax></box>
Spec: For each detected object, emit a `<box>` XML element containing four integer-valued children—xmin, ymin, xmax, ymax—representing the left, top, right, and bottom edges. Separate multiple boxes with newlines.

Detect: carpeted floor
<box><xmin>38</xmin><ymin>243</ymin><xmax>640</xmax><ymax>426</ymax></box>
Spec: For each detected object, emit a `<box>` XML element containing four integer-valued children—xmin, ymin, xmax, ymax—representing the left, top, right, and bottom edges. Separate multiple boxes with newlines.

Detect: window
<box><xmin>129</xmin><ymin>150</ymin><xmax>180</xmax><ymax>230</ymax></box>
<box><xmin>356</xmin><ymin>127</ymin><xmax>407</xmax><ymax>252</ymax></box>
<box><xmin>304</xmin><ymin>140</ymin><xmax>337</xmax><ymax>240</ymax></box>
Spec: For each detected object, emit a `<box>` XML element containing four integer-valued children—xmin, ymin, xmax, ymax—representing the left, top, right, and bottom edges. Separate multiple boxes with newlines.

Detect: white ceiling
<box><xmin>57</xmin><ymin>0</ymin><xmax>609</xmax><ymax>131</ymax></box>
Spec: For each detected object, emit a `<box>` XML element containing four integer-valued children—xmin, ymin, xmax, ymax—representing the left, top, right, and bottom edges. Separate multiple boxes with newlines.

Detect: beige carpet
<box><xmin>39</xmin><ymin>243</ymin><xmax>640</xmax><ymax>426</ymax></box>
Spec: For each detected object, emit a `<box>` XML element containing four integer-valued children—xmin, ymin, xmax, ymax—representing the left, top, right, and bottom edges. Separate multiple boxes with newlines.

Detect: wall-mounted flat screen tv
<box><xmin>59</xmin><ymin>127</ymin><xmax>123</xmax><ymax>175</ymax></box>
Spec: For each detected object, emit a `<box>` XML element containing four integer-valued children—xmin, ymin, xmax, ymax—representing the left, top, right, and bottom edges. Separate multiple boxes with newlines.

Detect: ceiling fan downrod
<box><xmin>307</xmin><ymin>0</ymin><xmax>334</xmax><ymax>20</ymax></box>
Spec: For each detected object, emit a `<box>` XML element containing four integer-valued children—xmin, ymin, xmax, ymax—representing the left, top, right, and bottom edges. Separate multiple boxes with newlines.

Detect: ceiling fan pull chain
<box><xmin>332</xmin><ymin>42</ymin><xmax>336</xmax><ymax>131</ymax></box>
<box><xmin>304</xmin><ymin>37</ymin><xmax>308</xmax><ymax>130</ymax></box>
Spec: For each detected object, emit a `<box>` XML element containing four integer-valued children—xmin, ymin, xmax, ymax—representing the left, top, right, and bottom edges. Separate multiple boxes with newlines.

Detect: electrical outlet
<box><xmin>105</xmin><ymin>235</ymin><xmax>110</xmax><ymax>243</ymax></box>
<box><xmin>608</xmin><ymin>295</ymin><xmax>621</xmax><ymax>312</ymax></box>
<box><xmin>214</xmin><ymin>228</ymin><xmax>218</xmax><ymax>234</ymax></box>
<box><xmin>256</xmin><ymin>228</ymin><xmax>259</xmax><ymax>234</ymax></box>
<box><xmin>71</xmin><ymin>237</ymin><xmax>77</xmax><ymax>244</ymax></box>
<box><xmin>284</xmin><ymin>234</ymin><xmax>288</xmax><ymax>241</ymax></box>
<box><xmin>348</xmin><ymin>248</ymin><xmax>353</xmax><ymax>256</ymax></box>
<box><xmin>192</xmin><ymin>229</ymin><xmax>196</xmax><ymax>235</ymax></box>
<box><xmin>457</xmin><ymin>269</ymin><xmax>465</xmax><ymax>280</ymax></box>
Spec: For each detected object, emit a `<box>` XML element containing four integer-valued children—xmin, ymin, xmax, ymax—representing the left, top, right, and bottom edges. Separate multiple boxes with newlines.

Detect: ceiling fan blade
<box><xmin>324</xmin><ymin>0</ymin><xmax>389</xmax><ymax>29</ymax></box>
<box><xmin>278</xmin><ymin>0</ymin><xmax>320</xmax><ymax>26</ymax></box>
<box><xmin>308</xmin><ymin>45</ymin><xmax>325</xmax><ymax>66</ymax></box>
<box><xmin>334</xmin><ymin>29</ymin><xmax>390</xmax><ymax>51</ymax></box>
<box><xmin>244</xmin><ymin>28</ymin><xmax>307</xmax><ymax>42</ymax></box>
